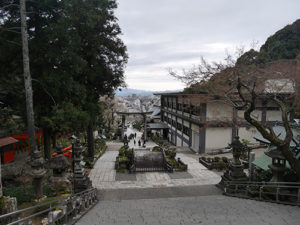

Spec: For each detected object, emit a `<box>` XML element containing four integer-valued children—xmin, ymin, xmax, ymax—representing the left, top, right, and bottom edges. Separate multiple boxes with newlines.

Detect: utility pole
<box><xmin>20</xmin><ymin>0</ymin><xmax>45</xmax><ymax>199</ymax></box>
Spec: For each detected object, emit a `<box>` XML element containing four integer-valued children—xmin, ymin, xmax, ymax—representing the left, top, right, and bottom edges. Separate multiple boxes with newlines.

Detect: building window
<box><xmin>183</xmin><ymin>104</ymin><xmax>190</xmax><ymax>113</ymax></box>
<box><xmin>171</xmin><ymin>120</ymin><xmax>176</xmax><ymax>127</ymax></box>
<box><xmin>183</xmin><ymin>125</ymin><xmax>190</xmax><ymax>136</ymax></box>
<box><xmin>177</xmin><ymin>103</ymin><xmax>182</xmax><ymax>111</ymax></box>
<box><xmin>191</xmin><ymin>105</ymin><xmax>200</xmax><ymax>116</ymax></box>
<box><xmin>177</xmin><ymin>122</ymin><xmax>182</xmax><ymax>131</ymax></box>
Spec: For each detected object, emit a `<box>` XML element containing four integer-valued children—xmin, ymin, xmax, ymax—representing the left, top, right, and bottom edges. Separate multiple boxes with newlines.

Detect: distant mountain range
<box><xmin>115</xmin><ymin>88</ymin><xmax>183</xmax><ymax>97</ymax></box>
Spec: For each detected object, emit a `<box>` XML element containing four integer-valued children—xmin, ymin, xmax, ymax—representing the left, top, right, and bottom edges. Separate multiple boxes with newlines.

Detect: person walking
<box><xmin>134</xmin><ymin>132</ymin><xmax>136</xmax><ymax>138</ymax></box>
<box><xmin>138</xmin><ymin>140</ymin><xmax>141</xmax><ymax>146</ymax></box>
<box><xmin>134</xmin><ymin>139</ymin><xmax>136</xmax><ymax>145</ymax></box>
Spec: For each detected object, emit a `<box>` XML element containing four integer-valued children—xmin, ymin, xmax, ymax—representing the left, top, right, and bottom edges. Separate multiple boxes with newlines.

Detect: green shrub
<box><xmin>255</xmin><ymin>169</ymin><xmax>272</xmax><ymax>182</ymax></box>
<box><xmin>163</xmin><ymin>142</ymin><xmax>171</xmax><ymax>148</ymax></box>
<box><xmin>116</xmin><ymin>168</ymin><xmax>126</xmax><ymax>173</ymax></box>
<box><xmin>3</xmin><ymin>185</ymin><xmax>53</xmax><ymax>205</ymax></box>
<box><xmin>166</xmin><ymin>148</ymin><xmax>176</xmax><ymax>159</ymax></box>
<box><xmin>151</xmin><ymin>136</ymin><xmax>160</xmax><ymax>143</ymax></box>
<box><xmin>214</xmin><ymin>161</ymin><xmax>227</xmax><ymax>171</ymax></box>
<box><xmin>201</xmin><ymin>156</ymin><xmax>206</xmax><ymax>161</ymax></box>
<box><xmin>118</xmin><ymin>163</ymin><xmax>127</xmax><ymax>170</ymax></box>
<box><xmin>214</xmin><ymin>157</ymin><xmax>220</xmax><ymax>162</ymax></box>
<box><xmin>222</xmin><ymin>157</ymin><xmax>228</xmax><ymax>163</ymax></box>
<box><xmin>152</xmin><ymin>146</ymin><xmax>161</xmax><ymax>152</ymax></box>
<box><xmin>118</xmin><ymin>156</ymin><xmax>129</xmax><ymax>163</ymax></box>
<box><xmin>207</xmin><ymin>158</ymin><xmax>211</xmax><ymax>163</ymax></box>
<box><xmin>119</xmin><ymin>145</ymin><xmax>129</xmax><ymax>156</ymax></box>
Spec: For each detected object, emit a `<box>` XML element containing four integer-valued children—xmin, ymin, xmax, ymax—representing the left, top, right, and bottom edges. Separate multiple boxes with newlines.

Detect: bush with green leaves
<box><xmin>151</xmin><ymin>135</ymin><xmax>160</xmax><ymax>143</ymax></box>
<box><xmin>116</xmin><ymin>146</ymin><xmax>134</xmax><ymax>172</ymax></box>
<box><xmin>3</xmin><ymin>185</ymin><xmax>53</xmax><ymax>205</ymax></box>
<box><xmin>213</xmin><ymin>157</ymin><xmax>220</xmax><ymax>162</ymax></box>
<box><xmin>152</xmin><ymin>146</ymin><xmax>161</xmax><ymax>152</ymax></box>
<box><xmin>166</xmin><ymin>148</ymin><xmax>176</xmax><ymax>159</ymax></box>
<box><xmin>222</xmin><ymin>157</ymin><xmax>229</xmax><ymax>163</ymax></box>
<box><xmin>213</xmin><ymin>161</ymin><xmax>228</xmax><ymax>171</ymax></box>
<box><xmin>255</xmin><ymin>169</ymin><xmax>272</xmax><ymax>182</ymax></box>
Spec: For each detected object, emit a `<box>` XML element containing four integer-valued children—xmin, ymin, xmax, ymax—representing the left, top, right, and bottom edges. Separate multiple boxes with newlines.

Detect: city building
<box><xmin>157</xmin><ymin>57</ymin><xmax>299</xmax><ymax>153</ymax></box>
<box><xmin>158</xmin><ymin>91</ymin><xmax>295</xmax><ymax>153</ymax></box>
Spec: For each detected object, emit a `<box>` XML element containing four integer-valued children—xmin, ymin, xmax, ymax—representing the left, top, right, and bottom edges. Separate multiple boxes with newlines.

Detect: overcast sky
<box><xmin>115</xmin><ymin>0</ymin><xmax>300</xmax><ymax>91</ymax></box>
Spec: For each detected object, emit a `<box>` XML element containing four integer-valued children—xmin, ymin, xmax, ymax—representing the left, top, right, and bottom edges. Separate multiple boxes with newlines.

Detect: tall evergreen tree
<box><xmin>58</xmin><ymin>0</ymin><xmax>128</xmax><ymax>157</ymax></box>
<box><xmin>0</xmin><ymin>0</ymin><xmax>128</xmax><ymax>158</ymax></box>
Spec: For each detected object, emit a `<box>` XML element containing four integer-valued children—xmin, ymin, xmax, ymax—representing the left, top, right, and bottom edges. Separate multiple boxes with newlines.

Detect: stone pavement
<box><xmin>80</xmin><ymin>130</ymin><xmax>300</xmax><ymax>225</ymax></box>
<box><xmin>88</xmin><ymin>141</ymin><xmax>221</xmax><ymax>189</ymax></box>
<box><xmin>76</xmin><ymin>193</ymin><xmax>300</xmax><ymax>225</ymax></box>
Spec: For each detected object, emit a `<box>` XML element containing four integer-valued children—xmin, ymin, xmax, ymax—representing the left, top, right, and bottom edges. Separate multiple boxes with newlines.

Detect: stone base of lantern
<box><xmin>268</xmin><ymin>164</ymin><xmax>288</xmax><ymax>182</ymax></box>
<box><xmin>218</xmin><ymin>163</ymin><xmax>248</xmax><ymax>189</ymax></box>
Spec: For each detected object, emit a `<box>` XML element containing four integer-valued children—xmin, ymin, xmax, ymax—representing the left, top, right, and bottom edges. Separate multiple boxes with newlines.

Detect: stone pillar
<box><xmin>248</xmin><ymin>152</ymin><xmax>255</xmax><ymax>181</ymax></box>
<box><xmin>231</xmin><ymin>108</ymin><xmax>238</xmax><ymax>140</ymax></box>
<box><xmin>73</xmin><ymin>141</ymin><xmax>91</xmax><ymax>193</ymax></box>
<box><xmin>218</xmin><ymin>136</ymin><xmax>247</xmax><ymax>188</ymax></box>
<box><xmin>121</xmin><ymin>115</ymin><xmax>125</xmax><ymax>140</ymax></box>
<box><xmin>31</xmin><ymin>149</ymin><xmax>46</xmax><ymax>200</ymax></box>
<box><xmin>143</xmin><ymin>114</ymin><xmax>147</xmax><ymax>141</ymax></box>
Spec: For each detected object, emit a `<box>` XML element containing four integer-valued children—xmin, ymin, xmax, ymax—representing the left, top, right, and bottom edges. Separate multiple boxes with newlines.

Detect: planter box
<box><xmin>177</xmin><ymin>158</ymin><xmax>188</xmax><ymax>171</ymax></box>
<box><xmin>199</xmin><ymin>158</ymin><xmax>212</xmax><ymax>169</ymax></box>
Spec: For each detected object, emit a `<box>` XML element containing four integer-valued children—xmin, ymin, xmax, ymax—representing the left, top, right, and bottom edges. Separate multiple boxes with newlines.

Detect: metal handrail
<box><xmin>0</xmin><ymin>188</ymin><xmax>97</xmax><ymax>225</ymax></box>
<box><xmin>224</xmin><ymin>181</ymin><xmax>300</xmax><ymax>185</ymax></box>
<box><xmin>0</xmin><ymin>198</ymin><xmax>59</xmax><ymax>220</ymax></box>
<box><xmin>8</xmin><ymin>207</ymin><xmax>53</xmax><ymax>225</ymax></box>
<box><xmin>223</xmin><ymin>181</ymin><xmax>300</xmax><ymax>206</ymax></box>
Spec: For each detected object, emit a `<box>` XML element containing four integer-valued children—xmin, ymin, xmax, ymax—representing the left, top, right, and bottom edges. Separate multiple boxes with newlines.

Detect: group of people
<box><xmin>130</xmin><ymin>132</ymin><xmax>146</xmax><ymax>147</ymax></box>
<box><xmin>124</xmin><ymin>132</ymin><xmax>147</xmax><ymax>147</ymax></box>
<box><xmin>133</xmin><ymin>138</ymin><xmax>146</xmax><ymax>147</ymax></box>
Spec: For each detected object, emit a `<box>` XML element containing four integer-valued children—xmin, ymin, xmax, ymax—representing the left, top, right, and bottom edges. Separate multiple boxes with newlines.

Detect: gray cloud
<box><xmin>116</xmin><ymin>0</ymin><xmax>300</xmax><ymax>91</ymax></box>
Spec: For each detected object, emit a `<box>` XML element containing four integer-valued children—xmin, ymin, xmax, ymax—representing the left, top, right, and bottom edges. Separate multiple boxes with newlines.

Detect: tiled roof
<box><xmin>0</xmin><ymin>136</ymin><xmax>19</xmax><ymax>148</ymax></box>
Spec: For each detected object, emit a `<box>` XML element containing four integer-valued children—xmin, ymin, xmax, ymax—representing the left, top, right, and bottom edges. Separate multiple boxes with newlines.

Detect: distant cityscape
<box><xmin>115</xmin><ymin>88</ymin><xmax>183</xmax><ymax>97</ymax></box>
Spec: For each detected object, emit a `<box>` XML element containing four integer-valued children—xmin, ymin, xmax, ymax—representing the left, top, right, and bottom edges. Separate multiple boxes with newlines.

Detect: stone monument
<box><xmin>219</xmin><ymin>136</ymin><xmax>248</xmax><ymax>187</ymax></box>
<box><xmin>73</xmin><ymin>140</ymin><xmax>92</xmax><ymax>193</ymax></box>
<box><xmin>48</xmin><ymin>146</ymin><xmax>72</xmax><ymax>195</ymax></box>
<box><xmin>265</xmin><ymin>147</ymin><xmax>288</xmax><ymax>182</ymax></box>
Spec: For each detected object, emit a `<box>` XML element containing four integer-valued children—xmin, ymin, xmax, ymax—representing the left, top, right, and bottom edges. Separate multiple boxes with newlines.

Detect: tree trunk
<box><xmin>87</xmin><ymin>122</ymin><xmax>94</xmax><ymax>158</ymax></box>
<box><xmin>20</xmin><ymin>0</ymin><xmax>36</xmax><ymax>156</ymax></box>
<box><xmin>0</xmin><ymin>155</ymin><xmax>2</xmax><ymax>198</ymax></box>
<box><xmin>43</xmin><ymin>128</ymin><xmax>51</xmax><ymax>160</ymax></box>
<box><xmin>280</xmin><ymin>144</ymin><xmax>300</xmax><ymax>179</ymax></box>
<box><xmin>20</xmin><ymin>0</ymin><xmax>45</xmax><ymax>199</ymax></box>
<box><xmin>52</xmin><ymin>134</ymin><xmax>56</xmax><ymax>149</ymax></box>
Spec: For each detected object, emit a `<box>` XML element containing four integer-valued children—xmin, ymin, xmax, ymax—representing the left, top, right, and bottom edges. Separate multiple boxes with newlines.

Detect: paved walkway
<box><xmin>89</xmin><ymin>141</ymin><xmax>221</xmax><ymax>189</ymax></box>
<box><xmin>79</xmin><ymin>128</ymin><xmax>300</xmax><ymax>225</ymax></box>
<box><xmin>77</xmin><ymin>194</ymin><xmax>300</xmax><ymax>225</ymax></box>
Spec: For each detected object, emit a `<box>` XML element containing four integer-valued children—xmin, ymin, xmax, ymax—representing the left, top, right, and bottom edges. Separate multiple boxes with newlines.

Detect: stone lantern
<box><xmin>218</xmin><ymin>136</ymin><xmax>247</xmax><ymax>187</ymax></box>
<box><xmin>48</xmin><ymin>145</ymin><xmax>71</xmax><ymax>195</ymax></box>
<box><xmin>73</xmin><ymin>140</ymin><xmax>92</xmax><ymax>193</ymax></box>
<box><xmin>49</xmin><ymin>145</ymin><xmax>70</xmax><ymax>176</ymax></box>
<box><xmin>265</xmin><ymin>147</ymin><xmax>288</xmax><ymax>182</ymax></box>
